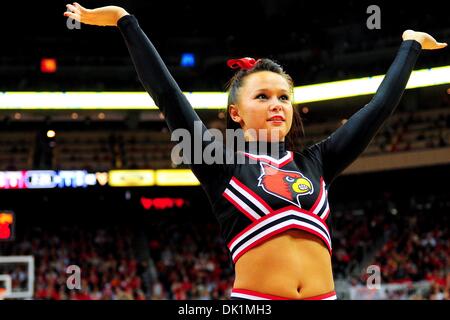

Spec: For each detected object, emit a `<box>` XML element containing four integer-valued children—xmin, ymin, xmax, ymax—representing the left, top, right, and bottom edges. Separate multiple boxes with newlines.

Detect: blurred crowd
<box><xmin>354</xmin><ymin>193</ymin><xmax>449</xmax><ymax>300</ymax></box>
<box><xmin>1</xmin><ymin>189</ymin><xmax>448</xmax><ymax>300</ymax></box>
<box><xmin>1</xmin><ymin>226</ymin><xmax>149</xmax><ymax>300</ymax></box>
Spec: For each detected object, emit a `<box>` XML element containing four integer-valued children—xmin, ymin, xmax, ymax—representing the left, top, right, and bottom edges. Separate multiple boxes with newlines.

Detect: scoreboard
<box><xmin>0</xmin><ymin>211</ymin><xmax>14</xmax><ymax>241</ymax></box>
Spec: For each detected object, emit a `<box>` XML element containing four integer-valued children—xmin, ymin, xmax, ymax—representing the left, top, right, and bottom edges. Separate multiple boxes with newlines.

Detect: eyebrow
<box><xmin>253</xmin><ymin>88</ymin><xmax>290</xmax><ymax>94</ymax></box>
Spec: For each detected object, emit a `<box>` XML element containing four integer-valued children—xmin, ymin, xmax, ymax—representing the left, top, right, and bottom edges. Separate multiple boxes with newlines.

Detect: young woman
<box><xmin>64</xmin><ymin>3</ymin><xmax>447</xmax><ymax>300</ymax></box>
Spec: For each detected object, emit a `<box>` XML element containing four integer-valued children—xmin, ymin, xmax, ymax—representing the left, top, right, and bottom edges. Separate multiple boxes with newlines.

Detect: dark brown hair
<box><xmin>225</xmin><ymin>58</ymin><xmax>304</xmax><ymax>151</ymax></box>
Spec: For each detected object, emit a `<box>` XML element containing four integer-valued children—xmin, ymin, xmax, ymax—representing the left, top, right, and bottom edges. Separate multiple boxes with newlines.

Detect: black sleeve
<box><xmin>117</xmin><ymin>15</ymin><xmax>232</xmax><ymax>199</ymax></box>
<box><xmin>307</xmin><ymin>40</ymin><xmax>422</xmax><ymax>185</ymax></box>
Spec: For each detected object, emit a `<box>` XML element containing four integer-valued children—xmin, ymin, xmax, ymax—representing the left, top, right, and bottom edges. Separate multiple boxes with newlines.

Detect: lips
<box><xmin>267</xmin><ymin>115</ymin><xmax>285</xmax><ymax>122</ymax></box>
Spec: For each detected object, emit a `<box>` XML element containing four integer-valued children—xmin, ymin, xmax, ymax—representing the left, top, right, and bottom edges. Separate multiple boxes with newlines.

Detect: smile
<box><xmin>267</xmin><ymin>115</ymin><xmax>285</xmax><ymax>122</ymax></box>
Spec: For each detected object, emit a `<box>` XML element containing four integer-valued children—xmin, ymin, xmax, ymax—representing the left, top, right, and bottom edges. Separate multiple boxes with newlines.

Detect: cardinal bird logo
<box><xmin>257</xmin><ymin>162</ymin><xmax>314</xmax><ymax>208</ymax></box>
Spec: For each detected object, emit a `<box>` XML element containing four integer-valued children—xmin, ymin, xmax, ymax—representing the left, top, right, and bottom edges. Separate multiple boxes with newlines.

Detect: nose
<box><xmin>269</xmin><ymin>103</ymin><xmax>282</xmax><ymax>112</ymax></box>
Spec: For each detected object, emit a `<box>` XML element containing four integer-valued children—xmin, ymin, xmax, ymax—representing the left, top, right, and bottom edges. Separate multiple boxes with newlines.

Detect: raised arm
<box><xmin>64</xmin><ymin>3</ymin><xmax>205</xmax><ymax>133</ymax></box>
<box><xmin>308</xmin><ymin>31</ymin><xmax>447</xmax><ymax>186</ymax></box>
<box><xmin>64</xmin><ymin>3</ymin><xmax>232</xmax><ymax>195</ymax></box>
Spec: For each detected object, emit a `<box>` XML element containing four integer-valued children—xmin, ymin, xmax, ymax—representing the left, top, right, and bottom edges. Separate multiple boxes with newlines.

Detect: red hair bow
<box><xmin>227</xmin><ymin>57</ymin><xmax>260</xmax><ymax>70</ymax></box>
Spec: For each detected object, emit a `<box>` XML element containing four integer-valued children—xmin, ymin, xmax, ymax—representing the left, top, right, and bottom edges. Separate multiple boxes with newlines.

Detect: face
<box><xmin>229</xmin><ymin>71</ymin><xmax>293</xmax><ymax>142</ymax></box>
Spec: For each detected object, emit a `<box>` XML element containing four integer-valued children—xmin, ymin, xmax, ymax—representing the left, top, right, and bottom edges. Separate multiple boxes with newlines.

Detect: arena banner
<box><xmin>155</xmin><ymin>170</ymin><xmax>200</xmax><ymax>186</ymax></box>
<box><xmin>0</xmin><ymin>170</ymin><xmax>202</xmax><ymax>189</ymax></box>
<box><xmin>0</xmin><ymin>170</ymin><xmax>102</xmax><ymax>189</ymax></box>
<box><xmin>108</xmin><ymin>170</ymin><xmax>155</xmax><ymax>187</ymax></box>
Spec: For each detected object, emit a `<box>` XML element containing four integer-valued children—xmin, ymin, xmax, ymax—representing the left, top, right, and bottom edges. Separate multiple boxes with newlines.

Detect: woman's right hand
<box><xmin>402</xmin><ymin>30</ymin><xmax>447</xmax><ymax>50</ymax></box>
<box><xmin>63</xmin><ymin>2</ymin><xmax>129</xmax><ymax>27</ymax></box>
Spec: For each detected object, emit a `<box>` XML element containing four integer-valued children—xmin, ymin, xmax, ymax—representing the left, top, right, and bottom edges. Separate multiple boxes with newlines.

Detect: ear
<box><xmin>229</xmin><ymin>104</ymin><xmax>243</xmax><ymax>124</ymax></box>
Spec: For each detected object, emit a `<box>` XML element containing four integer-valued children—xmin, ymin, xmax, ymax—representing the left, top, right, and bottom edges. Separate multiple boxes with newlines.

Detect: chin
<box><xmin>265</xmin><ymin>128</ymin><xmax>287</xmax><ymax>142</ymax></box>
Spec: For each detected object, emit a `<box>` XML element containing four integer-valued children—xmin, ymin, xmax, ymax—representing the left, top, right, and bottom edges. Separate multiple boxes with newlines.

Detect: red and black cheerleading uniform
<box><xmin>117</xmin><ymin>15</ymin><xmax>422</xmax><ymax>300</ymax></box>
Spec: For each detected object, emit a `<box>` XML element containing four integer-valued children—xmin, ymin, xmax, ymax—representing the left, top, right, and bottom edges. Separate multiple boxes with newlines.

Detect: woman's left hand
<box><xmin>402</xmin><ymin>30</ymin><xmax>447</xmax><ymax>50</ymax></box>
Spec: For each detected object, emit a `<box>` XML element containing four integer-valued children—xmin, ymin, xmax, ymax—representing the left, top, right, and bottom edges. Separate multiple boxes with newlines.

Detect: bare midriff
<box><xmin>233</xmin><ymin>229</ymin><xmax>334</xmax><ymax>299</ymax></box>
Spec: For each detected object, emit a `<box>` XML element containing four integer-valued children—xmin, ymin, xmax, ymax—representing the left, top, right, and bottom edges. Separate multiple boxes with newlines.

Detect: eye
<box><xmin>256</xmin><ymin>94</ymin><xmax>267</xmax><ymax>100</ymax></box>
<box><xmin>285</xmin><ymin>176</ymin><xmax>295</xmax><ymax>182</ymax></box>
<box><xmin>280</xmin><ymin>95</ymin><xmax>290</xmax><ymax>101</ymax></box>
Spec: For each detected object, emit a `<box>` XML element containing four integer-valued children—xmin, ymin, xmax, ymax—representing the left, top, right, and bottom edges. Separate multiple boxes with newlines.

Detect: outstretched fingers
<box><xmin>428</xmin><ymin>34</ymin><xmax>447</xmax><ymax>49</ymax></box>
<box><xmin>66</xmin><ymin>3</ymin><xmax>81</xmax><ymax>15</ymax></box>
<box><xmin>63</xmin><ymin>11</ymin><xmax>81</xmax><ymax>22</ymax></box>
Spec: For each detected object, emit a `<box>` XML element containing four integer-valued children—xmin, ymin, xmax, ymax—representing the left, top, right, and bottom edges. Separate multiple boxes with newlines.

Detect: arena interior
<box><xmin>0</xmin><ymin>0</ymin><xmax>449</xmax><ymax>300</ymax></box>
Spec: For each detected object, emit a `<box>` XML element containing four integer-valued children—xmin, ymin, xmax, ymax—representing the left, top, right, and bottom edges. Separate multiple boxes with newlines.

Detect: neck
<box><xmin>244</xmin><ymin>140</ymin><xmax>287</xmax><ymax>158</ymax></box>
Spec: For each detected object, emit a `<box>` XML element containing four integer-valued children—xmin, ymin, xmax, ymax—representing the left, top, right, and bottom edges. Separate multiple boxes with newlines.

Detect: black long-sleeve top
<box><xmin>118</xmin><ymin>14</ymin><xmax>421</xmax><ymax>264</ymax></box>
